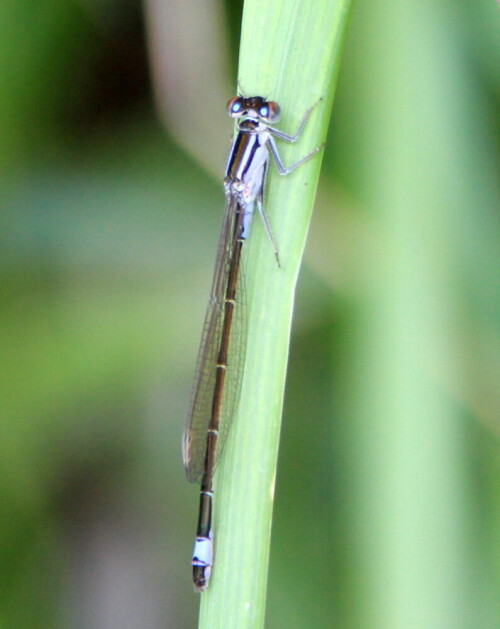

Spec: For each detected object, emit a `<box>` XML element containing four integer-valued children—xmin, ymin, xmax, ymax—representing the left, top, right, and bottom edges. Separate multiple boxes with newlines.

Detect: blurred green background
<box><xmin>1</xmin><ymin>1</ymin><xmax>499</xmax><ymax>628</ymax></box>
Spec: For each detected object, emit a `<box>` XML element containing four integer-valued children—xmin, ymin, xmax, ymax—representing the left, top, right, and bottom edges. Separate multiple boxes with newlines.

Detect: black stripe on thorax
<box><xmin>226</xmin><ymin>122</ymin><xmax>262</xmax><ymax>181</ymax></box>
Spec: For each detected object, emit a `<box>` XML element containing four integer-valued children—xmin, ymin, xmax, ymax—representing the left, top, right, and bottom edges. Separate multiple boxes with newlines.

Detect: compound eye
<box><xmin>258</xmin><ymin>104</ymin><xmax>269</xmax><ymax>119</ymax></box>
<box><xmin>227</xmin><ymin>97</ymin><xmax>244</xmax><ymax>117</ymax></box>
<box><xmin>265</xmin><ymin>101</ymin><xmax>281</xmax><ymax>122</ymax></box>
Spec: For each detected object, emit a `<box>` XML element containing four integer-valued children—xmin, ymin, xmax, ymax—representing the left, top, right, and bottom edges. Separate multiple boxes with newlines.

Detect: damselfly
<box><xmin>182</xmin><ymin>95</ymin><xmax>322</xmax><ymax>591</ymax></box>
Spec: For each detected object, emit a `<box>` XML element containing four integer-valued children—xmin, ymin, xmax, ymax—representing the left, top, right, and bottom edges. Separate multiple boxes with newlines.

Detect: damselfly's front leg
<box><xmin>268</xmin><ymin>99</ymin><xmax>322</xmax><ymax>143</ymax></box>
<box><xmin>268</xmin><ymin>99</ymin><xmax>324</xmax><ymax>175</ymax></box>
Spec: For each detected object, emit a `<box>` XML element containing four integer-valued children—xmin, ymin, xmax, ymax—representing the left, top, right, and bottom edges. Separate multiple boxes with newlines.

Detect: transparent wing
<box><xmin>183</xmin><ymin>195</ymin><xmax>248</xmax><ymax>483</ymax></box>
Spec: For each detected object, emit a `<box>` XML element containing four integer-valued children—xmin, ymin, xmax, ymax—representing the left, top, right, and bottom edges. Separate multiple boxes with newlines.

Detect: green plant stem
<box><xmin>199</xmin><ymin>1</ymin><xmax>351</xmax><ymax>627</ymax></box>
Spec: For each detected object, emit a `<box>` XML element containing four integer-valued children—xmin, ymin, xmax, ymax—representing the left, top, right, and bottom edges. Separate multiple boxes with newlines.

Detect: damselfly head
<box><xmin>227</xmin><ymin>96</ymin><xmax>281</xmax><ymax>123</ymax></box>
